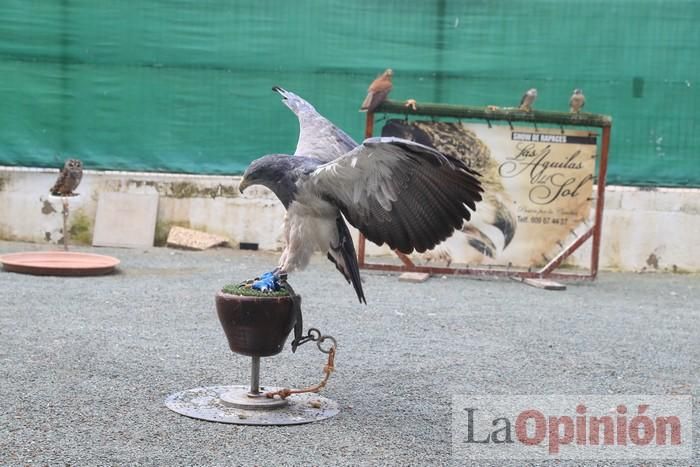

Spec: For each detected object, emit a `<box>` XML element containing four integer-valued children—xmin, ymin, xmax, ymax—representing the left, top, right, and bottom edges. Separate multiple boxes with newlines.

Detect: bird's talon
<box><xmin>251</xmin><ymin>270</ymin><xmax>283</xmax><ymax>292</ymax></box>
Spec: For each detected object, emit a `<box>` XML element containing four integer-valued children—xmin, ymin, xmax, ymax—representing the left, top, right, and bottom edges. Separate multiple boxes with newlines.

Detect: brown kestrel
<box><xmin>360</xmin><ymin>68</ymin><xmax>393</xmax><ymax>113</ymax></box>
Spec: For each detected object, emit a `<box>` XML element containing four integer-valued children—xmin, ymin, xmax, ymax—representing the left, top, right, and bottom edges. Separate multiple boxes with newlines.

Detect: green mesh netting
<box><xmin>0</xmin><ymin>0</ymin><xmax>698</xmax><ymax>186</ymax></box>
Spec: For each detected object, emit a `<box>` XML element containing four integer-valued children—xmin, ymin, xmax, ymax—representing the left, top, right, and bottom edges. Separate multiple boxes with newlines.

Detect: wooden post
<box><xmin>62</xmin><ymin>197</ymin><xmax>69</xmax><ymax>251</ymax></box>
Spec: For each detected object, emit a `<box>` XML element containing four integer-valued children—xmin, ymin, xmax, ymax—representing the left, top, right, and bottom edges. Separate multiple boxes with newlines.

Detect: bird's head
<box><xmin>239</xmin><ymin>155</ymin><xmax>289</xmax><ymax>193</ymax></box>
<box><xmin>572</xmin><ymin>88</ymin><xmax>583</xmax><ymax>95</ymax></box>
<box><xmin>528</xmin><ymin>88</ymin><xmax>538</xmax><ymax>97</ymax></box>
<box><xmin>384</xmin><ymin>68</ymin><xmax>394</xmax><ymax>78</ymax></box>
<box><xmin>272</xmin><ymin>86</ymin><xmax>305</xmax><ymax>115</ymax></box>
<box><xmin>65</xmin><ymin>159</ymin><xmax>83</xmax><ymax>170</ymax></box>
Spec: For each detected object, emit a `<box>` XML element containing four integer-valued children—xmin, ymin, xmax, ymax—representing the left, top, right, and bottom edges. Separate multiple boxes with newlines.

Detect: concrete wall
<box><xmin>571</xmin><ymin>186</ymin><xmax>700</xmax><ymax>272</ymax></box>
<box><xmin>0</xmin><ymin>166</ymin><xmax>285</xmax><ymax>251</ymax></box>
<box><xmin>1</xmin><ymin>166</ymin><xmax>699</xmax><ymax>272</ymax></box>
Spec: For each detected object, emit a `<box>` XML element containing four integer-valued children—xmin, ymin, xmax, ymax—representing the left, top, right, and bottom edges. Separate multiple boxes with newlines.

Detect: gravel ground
<box><xmin>0</xmin><ymin>240</ymin><xmax>698</xmax><ymax>467</ymax></box>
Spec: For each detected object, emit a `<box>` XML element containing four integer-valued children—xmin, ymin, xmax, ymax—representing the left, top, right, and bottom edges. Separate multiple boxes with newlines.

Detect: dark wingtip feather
<box><xmin>329</xmin><ymin>218</ymin><xmax>368</xmax><ymax>305</ymax></box>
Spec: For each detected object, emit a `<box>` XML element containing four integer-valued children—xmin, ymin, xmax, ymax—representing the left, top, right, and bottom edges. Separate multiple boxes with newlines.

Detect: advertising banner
<box><xmin>382</xmin><ymin>120</ymin><xmax>597</xmax><ymax>267</ymax></box>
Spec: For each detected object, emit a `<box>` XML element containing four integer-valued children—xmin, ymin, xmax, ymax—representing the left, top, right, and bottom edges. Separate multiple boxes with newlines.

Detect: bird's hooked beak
<box><xmin>273</xmin><ymin>85</ymin><xmax>298</xmax><ymax>113</ymax></box>
<box><xmin>272</xmin><ymin>86</ymin><xmax>287</xmax><ymax>100</ymax></box>
<box><xmin>239</xmin><ymin>177</ymin><xmax>250</xmax><ymax>193</ymax></box>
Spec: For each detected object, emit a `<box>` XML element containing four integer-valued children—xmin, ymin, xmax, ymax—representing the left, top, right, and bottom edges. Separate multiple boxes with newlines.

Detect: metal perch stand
<box><xmin>249</xmin><ymin>356</ymin><xmax>261</xmax><ymax>395</ymax></box>
<box><xmin>165</xmin><ymin>293</ymin><xmax>340</xmax><ymax>425</ymax></box>
<box><xmin>61</xmin><ymin>197</ymin><xmax>70</xmax><ymax>251</ymax></box>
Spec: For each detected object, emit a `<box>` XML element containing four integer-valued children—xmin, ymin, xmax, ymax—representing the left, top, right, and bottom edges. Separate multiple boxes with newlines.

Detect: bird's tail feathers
<box><xmin>359</xmin><ymin>92</ymin><xmax>375</xmax><ymax>112</ymax></box>
<box><xmin>328</xmin><ymin>217</ymin><xmax>366</xmax><ymax>304</ymax></box>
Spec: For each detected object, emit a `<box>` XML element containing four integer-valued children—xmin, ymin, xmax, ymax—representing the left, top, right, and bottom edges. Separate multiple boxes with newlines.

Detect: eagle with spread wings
<box><xmin>238</xmin><ymin>88</ymin><xmax>484</xmax><ymax>303</ymax></box>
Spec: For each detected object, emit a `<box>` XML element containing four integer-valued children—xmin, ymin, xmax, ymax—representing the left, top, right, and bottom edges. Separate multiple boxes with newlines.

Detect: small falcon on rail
<box><xmin>239</xmin><ymin>88</ymin><xmax>484</xmax><ymax>304</ymax></box>
<box><xmin>519</xmin><ymin>88</ymin><xmax>538</xmax><ymax>112</ymax></box>
<box><xmin>359</xmin><ymin>68</ymin><xmax>393</xmax><ymax>113</ymax></box>
<box><xmin>569</xmin><ymin>88</ymin><xmax>585</xmax><ymax>113</ymax></box>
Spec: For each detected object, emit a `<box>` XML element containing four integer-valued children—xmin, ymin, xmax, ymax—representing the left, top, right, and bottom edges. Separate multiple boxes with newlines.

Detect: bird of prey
<box><xmin>519</xmin><ymin>88</ymin><xmax>538</xmax><ymax>112</ymax></box>
<box><xmin>360</xmin><ymin>68</ymin><xmax>393</xmax><ymax>113</ymax></box>
<box><xmin>569</xmin><ymin>89</ymin><xmax>585</xmax><ymax>113</ymax></box>
<box><xmin>239</xmin><ymin>136</ymin><xmax>483</xmax><ymax>304</ymax></box>
<box><xmin>50</xmin><ymin>159</ymin><xmax>83</xmax><ymax>196</ymax></box>
<box><xmin>273</xmin><ymin>86</ymin><xmax>357</xmax><ymax>162</ymax></box>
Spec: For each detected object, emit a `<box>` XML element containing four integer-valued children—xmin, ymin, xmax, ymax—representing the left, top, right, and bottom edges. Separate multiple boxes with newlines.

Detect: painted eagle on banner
<box><xmin>382</xmin><ymin>120</ymin><xmax>517</xmax><ymax>263</ymax></box>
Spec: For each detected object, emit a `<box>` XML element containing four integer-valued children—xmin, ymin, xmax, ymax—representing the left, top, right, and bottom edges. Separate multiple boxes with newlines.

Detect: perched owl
<box><xmin>360</xmin><ymin>68</ymin><xmax>393</xmax><ymax>113</ymax></box>
<box><xmin>519</xmin><ymin>88</ymin><xmax>538</xmax><ymax>111</ymax></box>
<box><xmin>569</xmin><ymin>88</ymin><xmax>585</xmax><ymax>113</ymax></box>
<box><xmin>50</xmin><ymin>159</ymin><xmax>83</xmax><ymax>196</ymax></box>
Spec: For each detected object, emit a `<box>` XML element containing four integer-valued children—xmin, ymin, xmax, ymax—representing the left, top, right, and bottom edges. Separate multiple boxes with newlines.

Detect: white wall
<box><xmin>0</xmin><ymin>167</ymin><xmax>285</xmax><ymax>251</ymax></box>
<box><xmin>1</xmin><ymin>166</ymin><xmax>699</xmax><ymax>272</ymax></box>
<box><xmin>570</xmin><ymin>187</ymin><xmax>700</xmax><ymax>272</ymax></box>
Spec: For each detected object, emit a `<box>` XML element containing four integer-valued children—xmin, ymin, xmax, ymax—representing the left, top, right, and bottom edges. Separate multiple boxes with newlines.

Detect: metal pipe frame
<box><xmin>358</xmin><ymin>99</ymin><xmax>612</xmax><ymax>281</ymax></box>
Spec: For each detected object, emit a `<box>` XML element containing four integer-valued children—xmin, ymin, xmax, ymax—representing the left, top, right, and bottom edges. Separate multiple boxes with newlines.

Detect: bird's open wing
<box><xmin>309</xmin><ymin>137</ymin><xmax>483</xmax><ymax>254</ymax></box>
<box><xmin>301</xmin><ymin>117</ymin><xmax>357</xmax><ymax>162</ymax></box>
<box><xmin>273</xmin><ymin>86</ymin><xmax>357</xmax><ymax>162</ymax></box>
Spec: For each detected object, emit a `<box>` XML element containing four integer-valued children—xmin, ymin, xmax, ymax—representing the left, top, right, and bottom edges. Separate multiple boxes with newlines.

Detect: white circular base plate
<box><xmin>165</xmin><ymin>385</ymin><xmax>339</xmax><ymax>426</ymax></box>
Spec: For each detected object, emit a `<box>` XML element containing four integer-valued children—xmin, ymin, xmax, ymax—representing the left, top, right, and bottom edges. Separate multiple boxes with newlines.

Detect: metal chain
<box><xmin>316</xmin><ymin>333</ymin><xmax>337</xmax><ymax>354</ymax></box>
<box><xmin>264</xmin><ymin>328</ymin><xmax>337</xmax><ymax>400</ymax></box>
<box><xmin>291</xmin><ymin>327</ymin><xmax>321</xmax><ymax>349</ymax></box>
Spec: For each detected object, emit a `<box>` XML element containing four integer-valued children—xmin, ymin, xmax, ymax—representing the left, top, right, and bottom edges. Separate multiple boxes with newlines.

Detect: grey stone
<box><xmin>92</xmin><ymin>192</ymin><xmax>159</xmax><ymax>248</ymax></box>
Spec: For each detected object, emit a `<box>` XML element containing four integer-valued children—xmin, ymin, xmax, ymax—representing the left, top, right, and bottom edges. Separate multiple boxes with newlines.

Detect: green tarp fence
<box><xmin>1</xmin><ymin>0</ymin><xmax>698</xmax><ymax>186</ymax></box>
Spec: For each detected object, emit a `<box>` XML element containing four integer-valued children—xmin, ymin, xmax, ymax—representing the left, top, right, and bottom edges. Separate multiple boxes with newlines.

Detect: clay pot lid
<box><xmin>0</xmin><ymin>251</ymin><xmax>120</xmax><ymax>276</ymax></box>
